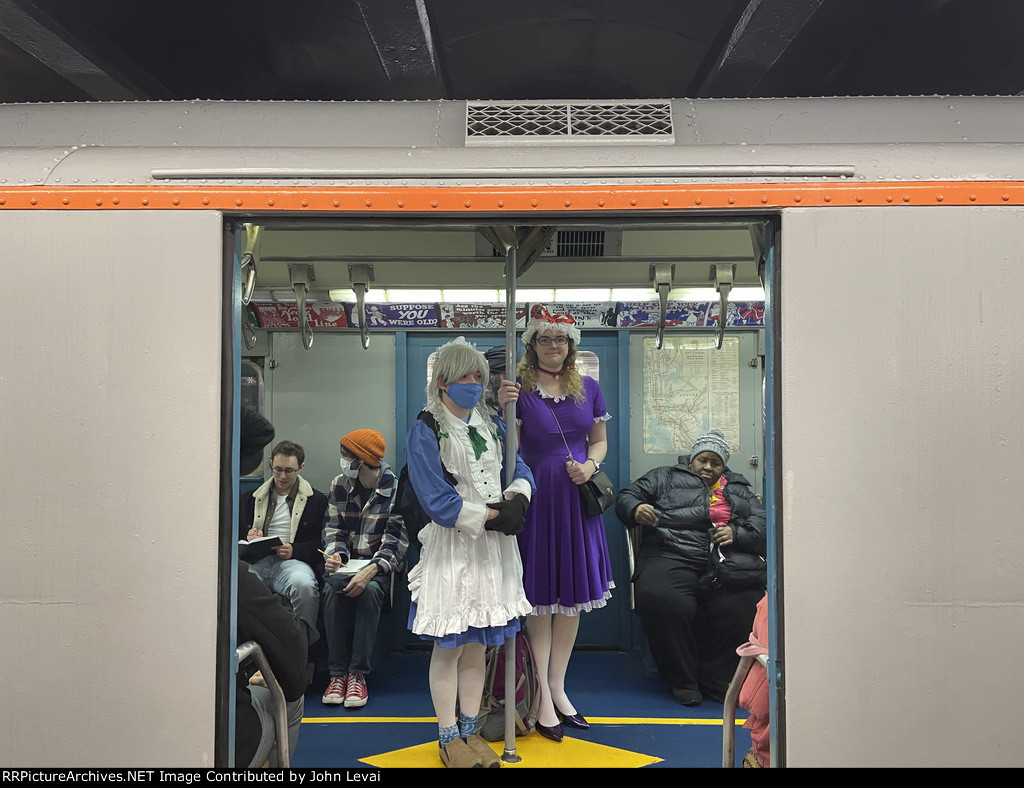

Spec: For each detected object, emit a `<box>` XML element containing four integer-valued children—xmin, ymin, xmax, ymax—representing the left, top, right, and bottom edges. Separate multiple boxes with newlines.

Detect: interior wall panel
<box><xmin>780</xmin><ymin>206</ymin><xmax>1024</xmax><ymax>767</ymax></box>
<box><xmin>265</xmin><ymin>332</ymin><xmax>398</xmax><ymax>495</ymax></box>
<box><xmin>0</xmin><ymin>211</ymin><xmax>224</xmax><ymax>766</ymax></box>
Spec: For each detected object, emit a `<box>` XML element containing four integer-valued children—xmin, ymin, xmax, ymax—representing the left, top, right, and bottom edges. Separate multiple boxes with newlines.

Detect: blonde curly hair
<box><xmin>516</xmin><ymin>336</ymin><xmax>585</xmax><ymax>404</ymax></box>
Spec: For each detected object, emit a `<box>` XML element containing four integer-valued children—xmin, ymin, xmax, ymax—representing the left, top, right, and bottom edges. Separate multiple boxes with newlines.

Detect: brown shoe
<box><xmin>439</xmin><ymin>738</ymin><xmax>482</xmax><ymax>768</ymax></box>
<box><xmin>464</xmin><ymin>734</ymin><xmax>500</xmax><ymax>768</ymax></box>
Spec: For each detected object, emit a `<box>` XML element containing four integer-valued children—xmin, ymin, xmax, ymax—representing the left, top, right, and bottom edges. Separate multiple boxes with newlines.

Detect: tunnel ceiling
<box><xmin>2</xmin><ymin>0</ymin><xmax>1023</xmax><ymax>104</ymax></box>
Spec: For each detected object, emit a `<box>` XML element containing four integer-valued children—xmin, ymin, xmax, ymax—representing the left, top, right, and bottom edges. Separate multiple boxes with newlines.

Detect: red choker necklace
<box><xmin>537</xmin><ymin>366</ymin><xmax>565</xmax><ymax>379</ymax></box>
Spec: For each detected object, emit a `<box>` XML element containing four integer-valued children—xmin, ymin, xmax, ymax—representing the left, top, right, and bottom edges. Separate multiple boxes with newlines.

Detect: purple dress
<box><xmin>516</xmin><ymin>375</ymin><xmax>614</xmax><ymax>614</ymax></box>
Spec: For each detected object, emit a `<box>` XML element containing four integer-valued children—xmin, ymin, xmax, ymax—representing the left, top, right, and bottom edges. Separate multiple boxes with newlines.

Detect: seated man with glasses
<box><xmin>240</xmin><ymin>439</ymin><xmax>329</xmax><ymax>649</ymax></box>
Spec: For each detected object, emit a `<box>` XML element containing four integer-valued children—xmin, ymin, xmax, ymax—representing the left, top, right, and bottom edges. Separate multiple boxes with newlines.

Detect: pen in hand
<box><xmin>319</xmin><ymin>549</ymin><xmax>347</xmax><ymax>575</ymax></box>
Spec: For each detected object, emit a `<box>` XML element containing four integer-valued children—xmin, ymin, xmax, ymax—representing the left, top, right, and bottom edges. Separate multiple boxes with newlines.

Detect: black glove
<box><xmin>485</xmin><ymin>494</ymin><xmax>529</xmax><ymax>535</ymax></box>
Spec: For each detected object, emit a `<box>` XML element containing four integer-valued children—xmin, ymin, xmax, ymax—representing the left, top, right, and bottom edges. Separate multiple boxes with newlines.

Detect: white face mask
<box><xmin>341</xmin><ymin>457</ymin><xmax>361</xmax><ymax>478</ymax></box>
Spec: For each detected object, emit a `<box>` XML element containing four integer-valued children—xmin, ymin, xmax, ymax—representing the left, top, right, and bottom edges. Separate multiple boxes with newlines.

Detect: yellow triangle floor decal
<box><xmin>361</xmin><ymin>730</ymin><xmax>662</xmax><ymax>769</ymax></box>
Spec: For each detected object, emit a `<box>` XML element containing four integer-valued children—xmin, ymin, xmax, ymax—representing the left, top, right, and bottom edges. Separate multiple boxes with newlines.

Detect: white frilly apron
<box><xmin>407</xmin><ymin>404</ymin><xmax>532</xmax><ymax>638</ymax></box>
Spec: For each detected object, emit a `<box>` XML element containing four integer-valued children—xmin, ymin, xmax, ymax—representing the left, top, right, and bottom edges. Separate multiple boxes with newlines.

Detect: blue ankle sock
<box><xmin>438</xmin><ymin>722</ymin><xmax>460</xmax><ymax>747</ymax></box>
<box><xmin>458</xmin><ymin>712</ymin><xmax>478</xmax><ymax>738</ymax></box>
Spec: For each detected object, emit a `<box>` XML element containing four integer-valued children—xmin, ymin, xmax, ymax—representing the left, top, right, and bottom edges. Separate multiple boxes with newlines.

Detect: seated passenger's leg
<box><xmin>634</xmin><ymin>556</ymin><xmax>702</xmax><ymax>703</ymax></box>
<box><xmin>696</xmin><ymin>586</ymin><xmax>763</xmax><ymax>701</ymax></box>
<box><xmin>322</xmin><ymin>573</ymin><xmax>356</xmax><ymax>678</ymax></box>
<box><xmin>265</xmin><ymin>696</ymin><xmax>305</xmax><ymax>768</ymax></box>
<box><xmin>268</xmin><ymin>558</ymin><xmax>321</xmax><ymax>648</ymax></box>
<box><xmin>348</xmin><ymin>574</ymin><xmax>389</xmax><ymax>676</ymax></box>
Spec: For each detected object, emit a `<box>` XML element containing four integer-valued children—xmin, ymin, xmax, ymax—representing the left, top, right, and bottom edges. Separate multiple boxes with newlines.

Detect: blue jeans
<box><xmin>249</xmin><ymin>555</ymin><xmax>320</xmax><ymax>647</ymax></box>
<box><xmin>322</xmin><ymin>571</ymin><xmax>389</xmax><ymax>676</ymax></box>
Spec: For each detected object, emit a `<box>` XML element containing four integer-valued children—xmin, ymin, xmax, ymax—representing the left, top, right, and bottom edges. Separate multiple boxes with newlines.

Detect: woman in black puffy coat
<box><xmin>615</xmin><ymin>428</ymin><xmax>766</xmax><ymax>706</ymax></box>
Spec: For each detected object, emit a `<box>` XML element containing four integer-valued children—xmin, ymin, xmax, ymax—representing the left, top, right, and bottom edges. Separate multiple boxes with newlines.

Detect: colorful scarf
<box><xmin>709</xmin><ymin>476</ymin><xmax>732</xmax><ymax>529</ymax></box>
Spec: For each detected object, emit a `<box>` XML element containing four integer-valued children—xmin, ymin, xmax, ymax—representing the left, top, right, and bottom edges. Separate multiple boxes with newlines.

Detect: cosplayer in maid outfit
<box><xmin>497</xmin><ymin>305</ymin><xmax>614</xmax><ymax>741</ymax></box>
<box><xmin>405</xmin><ymin>337</ymin><xmax>535</xmax><ymax>768</ymax></box>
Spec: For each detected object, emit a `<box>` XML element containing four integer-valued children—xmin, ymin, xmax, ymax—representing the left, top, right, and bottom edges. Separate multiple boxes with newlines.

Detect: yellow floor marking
<box><xmin>303</xmin><ymin>716</ymin><xmax>438</xmax><ymax>723</ymax></box>
<box><xmin>361</xmin><ymin>731</ymin><xmax>663</xmax><ymax>768</ymax></box>
<box><xmin>303</xmin><ymin>715</ymin><xmax>745</xmax><ymax>726</ymax></box>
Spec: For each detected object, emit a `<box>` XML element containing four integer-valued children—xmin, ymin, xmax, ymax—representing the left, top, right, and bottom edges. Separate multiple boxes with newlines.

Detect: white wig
<box><xmin>521</xmin><ymin>304</ymin><xmax>582</xmax><ymax>346</ymax></box>
<box><xmin>426</xmin><ymin>336</ymin><xmax>491</xmax><ymax>415</ymax></box>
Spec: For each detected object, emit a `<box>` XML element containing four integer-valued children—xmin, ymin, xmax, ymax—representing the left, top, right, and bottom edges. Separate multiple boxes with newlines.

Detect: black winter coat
<box><xmin>235</xmin><ymin>562</ymin><xmax>310</xmax><ymax>767</ymax></box>
<box><xmin>615</xmin><ymin>456</ymin><xmax>766</xmax><ymax>580</ymax></box>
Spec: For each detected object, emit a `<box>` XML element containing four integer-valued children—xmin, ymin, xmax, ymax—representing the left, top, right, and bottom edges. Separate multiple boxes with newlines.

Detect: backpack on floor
<box><xmin>477</xmin><ymin>629</ymin><xmax>541</xmax><ymax>742</ymax></box>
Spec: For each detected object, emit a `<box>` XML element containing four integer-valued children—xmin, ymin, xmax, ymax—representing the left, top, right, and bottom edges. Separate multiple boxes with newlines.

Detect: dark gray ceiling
<box><xmin>2</xmin><ymin>0</ymin><xmax>1024</xmax><ymax>104</ymax></box>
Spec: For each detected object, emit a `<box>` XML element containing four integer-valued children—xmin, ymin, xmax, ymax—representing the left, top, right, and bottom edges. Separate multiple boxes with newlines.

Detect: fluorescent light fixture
<box><xmin>328</xmin><ymin>288</ymin><xmax>387</xmax><ymax>304</ymax></box>
<box><xmin>323</xmin><ymin>286</ymin><xmax>767</xmax><ymax>306</ymax></box>
<box><xmin>442</xmin><ymin>289</ymin><xmax>500</xmax><ymax>303</ymax></box>
<box><xmin>665</xmin><ymin>286</ymin><xmax>763</xmax><ymax>302</ymax></box>
<box><xmin>554</xmin><ymin>288</ymin><xmax>613</xmax><ymax>302</ymax></box>
<box><xmin>611</xmin><ymin>288</ymin><xmax>658</xmax><ymax>301</ymax></box>
<box><xmin>728</xmin><ymin>287</ymin><xmax>766</xmax><ymax>301</ymax></box>
<box><xmin>387</xmin><ymin>289</ymin><xmax>442</xmax><ymax>302</ymax></box>
<box><xmin>513</xmin><ymin>289</ymin><xmax>555</xmax><ymax>303</ymax></box>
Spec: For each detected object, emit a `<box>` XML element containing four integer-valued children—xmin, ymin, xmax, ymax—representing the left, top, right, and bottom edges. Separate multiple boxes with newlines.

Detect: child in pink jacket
<box><xmin>738</xmin><ymin>594</ymin><xmax>770</xmax><ymax>767</ymax></box>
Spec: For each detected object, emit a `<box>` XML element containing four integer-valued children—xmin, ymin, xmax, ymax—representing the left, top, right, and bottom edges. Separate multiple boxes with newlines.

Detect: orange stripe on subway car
<box><xmin>0</xmin><ymin>182</ymin><xmax>1023</xmax><ymax>211</ymax></box>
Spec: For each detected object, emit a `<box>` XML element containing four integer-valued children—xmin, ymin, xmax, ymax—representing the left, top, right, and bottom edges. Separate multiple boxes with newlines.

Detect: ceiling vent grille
<box><xmin>550</xmin><ymin>230</ymin><xmax>605</xmax><ymax>257</ymax></box>
<box><xmin>484</xmin><ymin>229</ymin><xmax>611</xmax><ymax>258</ymax></box>
<box><xmin>466</xmin><ymin>101</ymin><xmax>673</xmax><ymax>145</ymax></box>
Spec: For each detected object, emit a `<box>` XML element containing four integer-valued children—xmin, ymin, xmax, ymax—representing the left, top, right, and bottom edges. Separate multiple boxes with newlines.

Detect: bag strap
<box><xmin>541</xmin><ymin>398</ymin><xmax>574</xmax><ymax>460</ymax></box>
<box><xmin>417</xmin><ymin>409</ymin><xmax>457</xmax><ymax>487</ymax></box>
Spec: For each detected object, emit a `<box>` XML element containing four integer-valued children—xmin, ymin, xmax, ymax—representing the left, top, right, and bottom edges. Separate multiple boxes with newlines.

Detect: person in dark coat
<box><xmin>236</xmin><ymin>408</ymin><xmax>311</xmax><ymax>767</ymax></box>
<box><xmin>236</xmin><ymin>561</ymin><xmax>310</xmax><ymax>767</ymax></box>
<box><xmin>615</xmin><ymin>428</ymin><xmax>766</xmax><ymax>706</ymax></box>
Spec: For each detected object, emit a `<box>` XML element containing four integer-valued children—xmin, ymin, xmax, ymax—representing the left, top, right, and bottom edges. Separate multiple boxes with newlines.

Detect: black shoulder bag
<box><xmin>542</xmin><ymin>398</ymin><xmax>615</xmax><ymax>517</ymax></box>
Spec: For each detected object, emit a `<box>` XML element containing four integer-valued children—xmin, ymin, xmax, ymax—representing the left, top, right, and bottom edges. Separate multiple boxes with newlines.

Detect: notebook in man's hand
<box><xmin>238</xmin><ymin>536</ymin><xmax>282</xmax><ymax>562</ymax></box>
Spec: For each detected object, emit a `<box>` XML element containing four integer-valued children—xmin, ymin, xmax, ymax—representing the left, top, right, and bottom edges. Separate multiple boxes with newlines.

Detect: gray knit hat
<box><xmin>690</xmin><ymin>428</ymin><xmax>730</xmax><ymax>465</ymax></box>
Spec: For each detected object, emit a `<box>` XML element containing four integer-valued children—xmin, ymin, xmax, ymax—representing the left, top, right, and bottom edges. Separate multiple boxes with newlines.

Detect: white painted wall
<box><xmin>261</xmin><ymin>332</ymin><xmax>398</xmax><ymax>495</ymax></box>
<box><xmin>0</xmin><ymin>211</ymin><xmax>224</xmax><ymax>766</ymax></box>
<box><xmin>780</xmin><ymin>207</ymin><xmax>1024</xmax><ymax>767</ymax></box>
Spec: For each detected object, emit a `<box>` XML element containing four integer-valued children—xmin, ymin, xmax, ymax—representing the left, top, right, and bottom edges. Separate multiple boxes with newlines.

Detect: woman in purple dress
<box><xmin>499</xmin><ymin>304</ymin><xmax>614</xmax><ymax>741</ymax></box>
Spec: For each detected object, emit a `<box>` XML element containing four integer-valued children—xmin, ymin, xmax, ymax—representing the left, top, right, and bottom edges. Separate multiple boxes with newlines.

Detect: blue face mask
<box><xmin>445</xmin><ymin>382</ymin><xmax>483</xmax><ymax>409</ymax></box>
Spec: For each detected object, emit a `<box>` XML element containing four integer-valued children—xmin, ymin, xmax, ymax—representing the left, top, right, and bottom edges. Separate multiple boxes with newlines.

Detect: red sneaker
<box><xmin>322</xmin><ymin>675</ymin><xmax>347</xmax><ymax>705</ymax></box>
<box><xmin>344</xmin><ymin>672</ymin><xmax>368</xmax><ymax>708</ymax></box>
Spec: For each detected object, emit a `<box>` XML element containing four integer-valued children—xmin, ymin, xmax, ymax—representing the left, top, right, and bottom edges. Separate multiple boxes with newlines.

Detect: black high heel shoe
<box><xmin>534</xmin><ymin>721</ymin><xmax>564</xmax><ymax>742</ymax></box>
<box><xmin>555</xmin><ymin>706</ymin><xmax>590</xmax><ymax>730</ymax></box>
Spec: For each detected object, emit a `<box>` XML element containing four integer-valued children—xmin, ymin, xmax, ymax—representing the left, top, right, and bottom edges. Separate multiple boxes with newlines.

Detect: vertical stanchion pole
<box><xmin>501</xmin><ymin>241</ymin><xmax>522</xmax><ymax>764</ymax></box>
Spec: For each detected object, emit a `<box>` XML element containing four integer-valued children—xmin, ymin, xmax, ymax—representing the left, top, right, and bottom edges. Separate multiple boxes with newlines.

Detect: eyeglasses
<box><xmin>535</xmin><ymin>335</ymin><xmax>568</xmax><ymax>346</ymax></box>
<box><xmin>272</xmin><ymin>466</ymin><xmax>299</xmax><ymax>476</ymax></box>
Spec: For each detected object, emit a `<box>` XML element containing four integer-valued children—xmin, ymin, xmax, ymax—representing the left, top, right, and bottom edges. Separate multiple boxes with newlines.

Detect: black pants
<box><xmin>633</xmin><ymin>555</ymin><xmax>762</xmax><ymax>699</ymax></box>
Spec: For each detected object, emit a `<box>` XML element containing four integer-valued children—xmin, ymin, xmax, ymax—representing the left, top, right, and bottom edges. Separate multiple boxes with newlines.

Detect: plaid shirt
<box><xmin>321</xmin><ymin>462</ymin><xmax>408</xmax><ymax>575</ymax></box>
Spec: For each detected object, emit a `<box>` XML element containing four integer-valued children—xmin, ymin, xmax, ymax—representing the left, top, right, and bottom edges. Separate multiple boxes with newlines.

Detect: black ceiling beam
<box><xmin>1</xmin><ymin>0</ymin><xmax>172</xmax><ymax>100</ymax></box>
<box><xmin>695</xmin><ymin>0</ymin><xmax>825</xmax><ymax>98</ymax></box>
<box><xmin>354</xmin><ymin>0</ymin><xmax>447</xmax><ymax>99</ymax></box>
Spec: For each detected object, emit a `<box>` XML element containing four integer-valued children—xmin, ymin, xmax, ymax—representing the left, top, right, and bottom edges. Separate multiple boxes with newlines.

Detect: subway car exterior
<box><xmin>2</xmin><ymin>97</ymin><xmax>1023</xmax><ymax>768</ymax></box>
